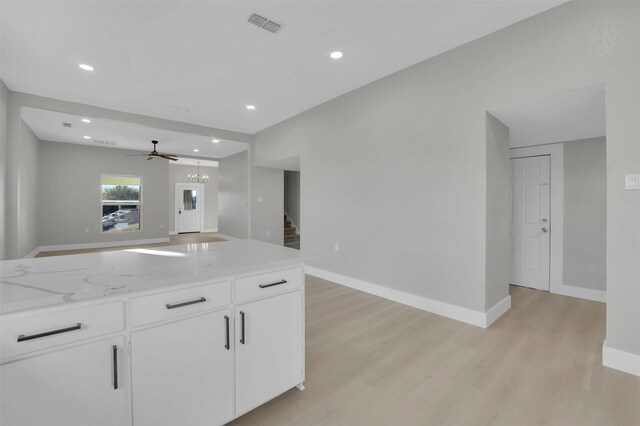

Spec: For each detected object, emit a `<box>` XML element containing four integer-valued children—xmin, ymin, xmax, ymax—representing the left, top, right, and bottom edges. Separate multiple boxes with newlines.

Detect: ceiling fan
<box><xmin>129</xmin><ymin>140</ymin><xmax>178</xmax><ymax>161</ymax></box>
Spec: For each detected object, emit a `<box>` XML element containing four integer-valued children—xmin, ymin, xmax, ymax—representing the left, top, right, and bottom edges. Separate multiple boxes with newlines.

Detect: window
<box><xmin>101</xmin><ymin>175</ymin><xmax>141</xmax><ymax>233</ymax></box>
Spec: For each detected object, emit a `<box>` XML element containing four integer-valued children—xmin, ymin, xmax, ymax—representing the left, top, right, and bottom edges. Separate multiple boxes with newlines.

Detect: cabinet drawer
<box><xmin>1</xmin><ymin>301</ymin><xmax>124</xmax><ymax>361</ymax></box>
<box><xmin>130</xmin><ymin>281</ymin><xmax>231</xmax><ymax>328</ymax></box>
<box><xmin>234</xmin><ymin>267</ymin><xmax>302</xmax><ymax>303</ymax></box>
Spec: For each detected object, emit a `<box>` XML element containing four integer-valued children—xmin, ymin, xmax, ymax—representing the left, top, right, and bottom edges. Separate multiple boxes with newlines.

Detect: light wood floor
<box><xmin>35</xmin><ymin>232</ymin><xmax>225</xmax><ymax>257</ymax></box>
<box><xmin>230</xmin><ymin>276</ymin><xmax>640</xmax><ymax>426</ymax></box>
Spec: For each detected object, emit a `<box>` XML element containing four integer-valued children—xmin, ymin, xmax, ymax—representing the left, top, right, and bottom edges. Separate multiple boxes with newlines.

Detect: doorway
<box><xmin>175</xmin><ymin>183</ymin><xmax>204</xmax><ymax>233</ymax></box>
<box><xmin>510</xmin><ymin>155</ymin><xmax>550</xmax><ymax>291</ymax></box>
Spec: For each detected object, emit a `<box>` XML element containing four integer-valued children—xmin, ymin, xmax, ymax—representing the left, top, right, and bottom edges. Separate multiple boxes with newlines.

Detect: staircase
<box><xmin>284</xmin><ymin>215</ymin><xmax>300</xmax><ymax>250</ymax></box>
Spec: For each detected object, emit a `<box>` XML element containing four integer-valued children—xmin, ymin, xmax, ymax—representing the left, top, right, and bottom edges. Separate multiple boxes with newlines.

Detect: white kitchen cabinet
<box><xmin>1</xmin><ymin>241</ymin><xmax>307</xmax><ymax>426</ymax></box>
<box><xmin>0</xmin><ymin>335</ymin><xmax>130</xmax><ymax>426</ymax></box>
<box><xmin>235</xmin><ymin>290</ymin><xmax>304</xmax><ymax>416</ymax></box>
<box><xmin>131</xmin><ymin>309</ymin><xmax>234</xmax><ymax>426</ymax></box>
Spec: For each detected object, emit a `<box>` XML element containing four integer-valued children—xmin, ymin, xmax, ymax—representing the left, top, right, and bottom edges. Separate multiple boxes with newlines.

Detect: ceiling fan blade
<box><xmin>146</xmin><ymin>156</ymin><xmax>154</xmax><ymax>161</ymax></box>
<box><xmin>159</xmin><ymin>154</ymin><xmax>178</xmax><ymax>161</ymax></box>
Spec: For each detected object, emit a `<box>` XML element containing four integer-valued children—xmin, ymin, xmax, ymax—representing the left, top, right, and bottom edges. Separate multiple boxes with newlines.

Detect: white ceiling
<box><xmin>1</xmin><ymin>1</ymin><xmax>564</xmax><ymax>135</ymax></box>
<box><xmin>489</xmin><ymin>84</ymin><xmax>606</xmax><ymax>148</ymax></box>
<box><xmin>21</xmin><ymin>107</ymin><xmax>247</xmax><ymax>159</ymax></box>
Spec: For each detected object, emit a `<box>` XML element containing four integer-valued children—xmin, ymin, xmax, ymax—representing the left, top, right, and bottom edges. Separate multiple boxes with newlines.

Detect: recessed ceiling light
<box><xmin>211</xmin><ymin>139</ymin><xmax>220</xmax><ymax>143</ymax></box>
<box><xmin>330</xmin><ymin>51</ymin><xmax>343</xmax><ymax>59</ymax></box>
<box><xmin>83</xmin><ymin>135</ymin><xmax>91</xmax><ymax>139</ymax></box>
<box><xmin>246</xmin><ymin>105</ymin><xmax>256</xmax><ymax>110</ymax></box>
<box><xmin>81</xmin><ymin>118</ymin><xmax>91</xmax><ymax>123</ymax></box>
<box><xmin>78</xmin><ymin>63</ymin><xmax>94</xmax><ymax>71</ymax></box>
<box><xmin>193</xmin><ymin>149</ymin><xmax>199</xmax><ymax>152</ymax></box>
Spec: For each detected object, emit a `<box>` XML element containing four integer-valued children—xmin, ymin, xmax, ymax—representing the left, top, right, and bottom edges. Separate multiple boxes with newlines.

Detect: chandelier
<box><xmin>188</xmin><ymin>162</ymin><xmax>209</xmax><ymax>183</ymax></box>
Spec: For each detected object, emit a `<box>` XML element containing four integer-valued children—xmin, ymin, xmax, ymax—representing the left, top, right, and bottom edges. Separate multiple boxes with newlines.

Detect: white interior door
<box><xmin>175</xmin><ymin>184</ymin><xmax>202</xmax><ymax>233</ymax></box>
<box><xmin>510</xmin><ymin>155</ymin><xmax>551</xmax><ymax>291</ymax></box>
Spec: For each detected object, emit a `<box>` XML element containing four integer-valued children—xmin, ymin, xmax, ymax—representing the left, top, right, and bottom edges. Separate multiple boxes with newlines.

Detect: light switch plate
<box><xmin>257</xmin><ymin>196</ymin><xmax>264</xmax><ymax>202</ymax></box>
<box><xmin>626</xmin><ymin>174</ymin><xmax>640</xmax><ymax>190</ymax></box>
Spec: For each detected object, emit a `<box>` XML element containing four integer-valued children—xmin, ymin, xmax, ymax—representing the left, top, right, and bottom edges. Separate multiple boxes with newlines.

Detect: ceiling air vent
<box><xmin>248</xmin><ymin>12</ymin><xmax>282</xmax><ymax>34</ymax></box>
<box><xmin>92</xmin><ymin>139</ymin><xmax>116</xmax><ymax>147</ymax></box>
<box><xmin>62</xmin><ymin>122</ymin><xmax>71</xmax><ymax>128</ymax></box>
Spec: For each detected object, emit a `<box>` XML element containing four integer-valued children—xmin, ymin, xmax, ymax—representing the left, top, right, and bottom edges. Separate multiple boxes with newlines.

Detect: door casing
<box><xmin>175</xmin><ymin>183</ymin><xmax>205</xmax><ymax>233</ymax></box>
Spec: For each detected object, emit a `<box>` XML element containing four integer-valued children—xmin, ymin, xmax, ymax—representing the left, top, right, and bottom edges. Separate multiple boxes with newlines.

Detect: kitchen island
<box><xmin>0</xmin><ymin>239</ymin><xmax>308</xmax><ymax>426</ymax></box>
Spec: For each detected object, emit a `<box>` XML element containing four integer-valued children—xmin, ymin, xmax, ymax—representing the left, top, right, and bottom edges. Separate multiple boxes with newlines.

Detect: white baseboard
<box><xmin>23</xmin><ymin>247</ymin><xmax>42</xmax><ymax>259</ymax></box>
<box><xmin>603</xmin><ymin>340</ymin><xmax>640</xmax><ymax>377</ymax></box>
<box><xmin>304</xmin><ymin>266</ymin><xmax>509</xmax><ymax>329</ymax></box>
<box><xmin>30</xmin><ymin>237</ymin><xmax>171</xmax><ymax>257</ymax></box>
<box><xmin>203</xmin><ymin>228</ymin><xmax>219</xmax><ymax>233</ymax></box>
<box><xmin>215</xmin><ymin>233</ymin><xmax>241</xmax><ymax>241</ymax></box>
<box><xmin>553</xmin><ymin>284</ymin><xmax>606</xmax><ymax>303</ymax></box>
<box><xmin>485</xmin><ymin>295</ymin><xmax>512</xmax><ymax>327</ymax></box>
<box><xmin>169</xmin><ymin>231</ymin><xmax>178</xmax><ymax>235</ymax></box>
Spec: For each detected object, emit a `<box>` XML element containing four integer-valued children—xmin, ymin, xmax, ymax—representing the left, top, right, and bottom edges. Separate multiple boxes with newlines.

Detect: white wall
<box><xmin>252</xmin><ymin>2</ymin><xmax>640</xmax><ymax>357</ymax></box>
<box><xmin>37</xmin><ymin>141</ymin><xmax>169</xmax><ymax>246</ymax></box>
<box><xmin>564</xmin><ymin>137</ymin><xmax>607</xmax><ymax>291</ymax></box>
<box><xmin>284</xmin><ymin>171</ymin><xmax>301</xmax><ymax>231</ymax></box>
<box><xmin>168</xmin><ymin>164</ymin><xmax>219</xmax><ymax>233</ymax></box>
<box><xmin>0</xmin><ymin>80</ymin><xmax>8</xmax><ymax>260</ymax></box>
<box><xmin>218</xmin><ymin>150</ymin><xmax>249</xmax><ymax>239</ymax></box>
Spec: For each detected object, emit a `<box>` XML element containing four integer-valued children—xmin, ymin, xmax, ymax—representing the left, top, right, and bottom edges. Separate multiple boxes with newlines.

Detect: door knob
<box><xmin>541</xmin><ymin>218</ymin><xmax>548</xmax><ymax>223</ymax></box>
<box><xmin>541</xmin><ymin>227</ymin><xmax>549</xmax><ymax>233</ymax></box>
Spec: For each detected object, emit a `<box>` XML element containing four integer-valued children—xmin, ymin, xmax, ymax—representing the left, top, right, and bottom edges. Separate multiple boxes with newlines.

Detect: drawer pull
<box><xmin>224</xmin><ymin>315</ymin><xmax>230</xmax><ymax>350</ymax></box>
<box><xmin>240</xmin><ymin>311</ymin><xmax>246</xmax><ymax>345</ymax></box>
<box><xmin>258</xmin><ymin>279</ymin><xmax>287</xmax><ymax>289</ymax></box>
<box><xmin>17</xmin><ymin>323</ymin><xmax>82</xmax><ymax>342</ymax></box>
<box><xmin>165</xmin><ymin>297</ymin><xmax>207</xmax><ymax>310</ymax></box>
<box><xmin>113</xmin><ymin>345</ymin><xmax>119</xmax><ymax>390</ymax></box>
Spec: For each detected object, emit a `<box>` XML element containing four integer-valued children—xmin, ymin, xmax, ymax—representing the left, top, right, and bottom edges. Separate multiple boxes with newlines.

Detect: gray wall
<box><xmin>4</xmin><ymin>93</ymin><xmax>40</xmax><ymax>258</ymax></box>
<box><xmin>563</xmin><ymin>137</ymin><xmax>606</xmax><ymax>291</ymax></box>
<box><xmin>252</xmin><ymin>1</ymin><xmax>640</xmax><ymax>357</ymax></box>
<box><xmin>168</xmin><ymin>164</ymin><xmax>219</xmax><ymax>233</ymax></box>
<box><xmin>218</xmin><ymin>150</ymin><xmax>249</xmax><ymax>239</ymax></box>
<box><xmin>37</xmin><ymin>141</ymin><xmax>169</xmax><ymax>246</ymax></box>
<box><xmin>0</xmin><ymin>80</ymin><xmax>8</xmax><ymax>260</ymax></box>
<box><xmin>284</xmin><ymin>171</ymin><xmax>301</xmax><ymax>231</ymax></box>
<box><xmin>1</xmin><ymin>90</ymin><xmax>251</xmax><ymax>259</ymax></box>
<box><xmin>485</xmin><ymin>114</ymin><xmax>510</xmax><ymax>310</ymax></box>
<box><xmin>251</xmin><ymin>163</ymin><xmax>284</xmax><ymax>245</ymax></box>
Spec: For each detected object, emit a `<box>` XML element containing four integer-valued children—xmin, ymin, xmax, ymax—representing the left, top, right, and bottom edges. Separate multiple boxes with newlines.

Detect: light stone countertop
<box><xmin>0</xmin><ymin>240</ymin><xmax>310</xmax><ymax>315</ymax></box>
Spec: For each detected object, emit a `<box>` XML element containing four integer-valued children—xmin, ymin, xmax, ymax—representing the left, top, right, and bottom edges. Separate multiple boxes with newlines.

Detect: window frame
<box><xmin>100</xmin><ymin>174</ymin><xmax>143</xmax><ymax>234</ymax></box>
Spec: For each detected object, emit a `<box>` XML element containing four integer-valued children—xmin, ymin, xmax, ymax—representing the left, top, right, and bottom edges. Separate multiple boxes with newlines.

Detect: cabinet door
<box><xmin>235</xmin><ymin>291</ymin><xmax>303</xmax><ymax>416</ymax></box>
<box><xmin>0</xmin><ymin>336</ymin><xmax>130</xmax><ymax>426</ymax></box>
<box><xmin>131</xmin><ymin>309</ymin><xmax>234</xmax><ymax>426</ymax></box>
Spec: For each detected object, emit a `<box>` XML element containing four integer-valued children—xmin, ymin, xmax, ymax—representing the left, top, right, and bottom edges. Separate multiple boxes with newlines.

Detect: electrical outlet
<box><xmin>257</xmin><ymin>196</ymin><xmax>264</xmax><ymax>203</ymax></box>
<box><xmin>267</xmin><ymin>230</ymin><xmax>271</xmax><ymax>237</ymax></box>
<box><xmin>160</xmin><ymin>224</ymin><xmax>165</xmax><ymax>229</ymax></box>
<box><xmin>626</xmin><ymin>174</ymin><xmax>640</xmax><ymax>190</ymax></box>
<box><xmin>84</xmin><ymin>228</ymin><xmax>89</xmax><ymax>233</ymax></box>
<box><xmin>334</xmin><ymin>242</ymin><xmax>340</xmax><ymax>252</ymax></box>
